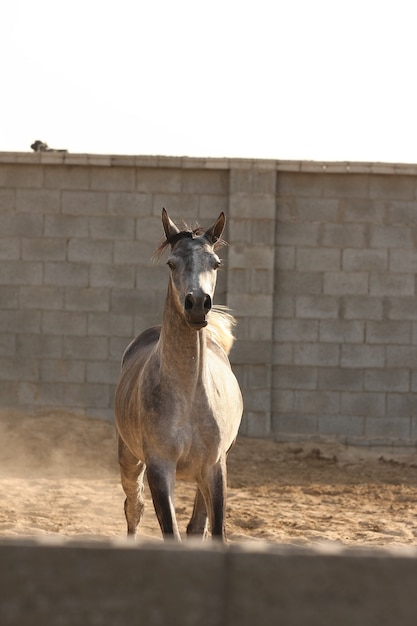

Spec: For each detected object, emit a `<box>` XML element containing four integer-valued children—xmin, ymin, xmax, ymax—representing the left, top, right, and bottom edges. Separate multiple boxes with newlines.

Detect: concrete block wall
<box><xmin>272</xmin><ymin>166</ymin><xmax>417</xmax><ymax>445</ymax></box>
<box><xmin>1</xmin><ymin>152</ymin><xmax>417</xmax><ymax>445</ymax></box>
<box><xmin>2</xmin><ymin>538</ymin><xmax>417</xmax><ymax>626</ymax></box>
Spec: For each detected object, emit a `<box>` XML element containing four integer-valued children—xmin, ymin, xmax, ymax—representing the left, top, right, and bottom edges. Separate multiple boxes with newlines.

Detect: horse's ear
<box><xmin>205</xmin><ymin>212</ymin><xmax>226</xmax><ymax>246</ymax></box>
<box><xmin>162</xmin><ymin>208</ymin><xmax>180</xmax><ymax>242</ymax></box>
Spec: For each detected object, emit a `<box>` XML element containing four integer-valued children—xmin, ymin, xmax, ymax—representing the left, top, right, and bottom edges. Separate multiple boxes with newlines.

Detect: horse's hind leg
<box><xmin>187</xmin><ymin>488</ymin><xmax>208</xmax><ymax>538</ymax></box>
<box><xmin>118</xmin><ymin>436</ymin><xmax>146</xmax><ymax>537</ymax></box>
<box><xmin>146</xmin><ymin>461</ymin><xmax>181</xmax><ymax>541</ymax></box>
<box><xmin>199</xmin><ymin>457</ymin><xmax>228</xmax><ymax>541</ymax></box>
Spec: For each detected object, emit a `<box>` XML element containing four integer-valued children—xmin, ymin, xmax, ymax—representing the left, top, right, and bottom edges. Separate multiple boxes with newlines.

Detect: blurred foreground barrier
<box><xmin>1</xmin><ymin>538</ymin><xmax>417</xmax><ymax>625</ymax></box>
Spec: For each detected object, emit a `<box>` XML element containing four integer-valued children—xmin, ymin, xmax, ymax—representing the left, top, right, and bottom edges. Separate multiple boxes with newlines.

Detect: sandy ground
<box><xmin>1</xmin><ymin>409</ymin><xmax>417</xmax><ymax>546</ymax></box>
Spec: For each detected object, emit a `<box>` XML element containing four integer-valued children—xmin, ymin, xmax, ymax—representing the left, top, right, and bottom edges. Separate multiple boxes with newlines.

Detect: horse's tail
<box><xmin>208</xmin><ymin>305</ymin><xmax>237</xmax><ymax>355</ymax></box>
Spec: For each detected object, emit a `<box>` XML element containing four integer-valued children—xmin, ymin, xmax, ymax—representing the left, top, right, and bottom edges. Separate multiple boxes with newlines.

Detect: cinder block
<box><xmin>44</xmin><ymin>262</ymin><xmax>89</xmax><ymax>287</ymax></box>
<box><xmin>0</xmin><ymin>238</ymin><xmax>20</xmax><ymax>260</ymax></box>
<box><xmin>181</xmin><ymin>169</ymin><xmax>228</xmax><ymax>194</ymax></box>
<box><xmin>228</xmin><ymin>245</ymin><xmax>274</xmax><ymax>270</ymax></box>
<box><xmin>68</xmin><ymin>238</ymin><xmax>113</xmax><ymax>264</ymax></box>
<box><xmin>89</xmin><ymin>216</ymin><xmax>135</xmax><ymax>240</ymax></box>
<box><xmin>226</xmin><ymin>294</ymin><xmax>273</xmax><ymax>317</ymax></box>
<box><xmin>19</xmin><ymin>381</ymin><xmax>64</xmax><ymax>406</ymax></box>
<box><xmin>341</xmin><ymin>344</ymin><xmax>385</xmax><ymax>368</ymax></box>
<box><xmin>0</xmin><ymin>164</ymin><xmax>43</xmax><ymax>188</ymax></box>
<box><xmin>275</xmin><ymin>271</ymin><xmax>323</xmax><ymax>295</ymax></box>
<box><xmin>294</xmin><ymin>343</ymin><xmax>339</xmax><ymax>367</ymax></box>
<box><xmin>342</xmin><ymin>296</ymin><xmax>384</xmax><ymax>320</ymax></box>
<box><xmin>87</xmin><ymin>312</ymin><xmax>133</xmax><ymax>337</ymax></box>
<box><xmin>370</xmin><ymin>225</ymin><xmax>413</xmax><ymax>248</ymax></box>
<box><xmin>0</xmin><ymin>261</ymin><xmax>43</xmax><ymax>285</ymax></box>
<box><xmin>0</xmin><ymin>286</ymin><xmax>19</xmax><ymax>309</ymax></box>
<box><xmin>387</xmin><ymin>345</ymin><xmax>417</xmax><ymax>368</ymax></box>
<box><xmin>296</xmin><ymin>295</ymin><xmax>339</xmax><ymax>319</ymax></box>
<box><xmin>369</xmin><ymin>273</ymin><xmax>415</xmax><ymax>296</ymax></box>
<box><xmin>323</xmin><ymin>272</ymin><xmax>368</xmax><ymax>295</ymax></box>
<box><xmin>343</xmin><ymin>249</ymin><xmax>388</xmax><ymax>272</ymax></box>
<box><xmin>64</xmin><ymin>287</ymin><xmax>109</xmax><ymax>312</ymax></box>
<box><xmin>277</xmin><ymin>172</ymin><xmax>322</xmax><ymax>197</ymax></box>
<box><xmin>0</xmin><ymin>310</ymin><xmax>41</xmax><ymax>333</ymax></box>
<box><xmin>275</xmin><ymin>246</ymin><xmax>295</xmax><ymax>270</ymax></box>
<box><xmin>86</xmin><ymin>360</ymin><xmax>120</xmax><ymax>384</ymax></box>
<box><xmin>366</xmin><ymin>321</ymin><xmax>412</xmax><ymax>345</ymax></box>
<box><xmin>0</xmin><ymin>333</ymin><xmax>16</xmax><ymax>356</ymax></box>
<box><xmin>44</xmin><ymin>215</ymin><xmax>90</xmax><ymax>237</ymax></box>
<box><xmin>318</xmin><ymin>415</ymin><xmax>365</xmax><ymax>438</ymax></box>
<box><xmin>293</xmin><ymin>196</ymin><xmax>340</xmax><ymax>222</ymax></box>
<box><xmin>294</xmin><ymin>390</ymin><xmax>340</xmax><ymax>414</ymax></box>
<box><xmin>340</xmin><ymin>392</ymin><xmax>386</xmax><ymax>417</ymax></box>
<box><xmin>322</xmin><ymin>173</ymin><xmax>369</xmax><ymax>197</ymax></box>
<box><xmin>64</xmin><ymin>383</ymin><xmax>110</xmax><ymax>408</ymax></box>
<box><xmin>0</xmin><ymin>356</ymin><xmax>39</xmax><ymax>381</ymax></box>
<box><xmin>0</xmin><ymin>188</ymin><xmax>15</xmax><ymax>211</ymax></box>
<box><xmin>369</xmin><ymin>174</ymin><xmax>414</xmax><ymax>200</ymax></box>
<box><xmin>41</xmin><ymin>359</ymin><xmax>86</xmax><ymax>383</ymax></box>
<box><xmin>393</xmin><ymin>393</ymin><xmax>417</xmax><ymax>419</ymax></box>
<box><xmin>22</xmin><ymin>238</ymin><xmax>67</xmax><ymax>261</ymax></box>
<box><xmin>242</xmin><ymin>410</ymin><xmax>271</xmax><ymax>437</ymax></box>
<box><xmin>342</xmin><ymin>197</ymin><xmax>385</xmax><ymax>223</ymax></box>
<box><xmin>2</xmin><ymin>214</ymin><xmax>43</xmax><ymax>237</ymax></box>
<box><xmin>16</xmin><ymin>334</ymin><xmax>62</xmax><ymax>358</ymax></box>
<box><xmin>43</xmin><ymin>164</ymin><xmax>90</xmax><ymax>189</ymax></box>
<box><xmin>63</xmin><ymin>336</ymin><xmax>108</xmax><ymax>360</ymax></box>
<box><xmin>273</xmin><ymin>365</ymin><xmax>317</xmax><ymax>390</ymax></box>
<box><xmin>229</xmin><ymin>194</ymin><xmax>276</xmax><ymax>220</ymax></box>
<box><xmin>365</xmin><ymin>369</ymin><xmax>409</xmax><ymax>392</ymax></box>
<box><xmin>90</xmin><ymin>264</ymin><xmax>135</xmax><ymax>288</ymax></box>
<box><xmin>320</xmin><ymin>320</ymin><xmax>364</xmax><ymax>343</ymax></box>
<box><xmin>62</xmin><ymin>190</ymin><xmax>107</xmax><ymax>215</ymax></box>
<box><xmin>296</xmin><ymin>248</ymin><xmax>341</xmax><ymax>272</ymax></box>
<box><xmin>16</xmin><ymin>189</ymin><xmax>60</xmax><ymax>213</ymax></box>
<box><xmin>90</xmin><ymin>166</ymin><xmax>135</xmax><ymax>191</ymax></box>
<box><xmin>272</xmin><ymin>414</ymin><xmax>318</xmax><ymax>437</ymax></box>
<box><xmin>20</xmin><ymin>286</ymin><xmax>64</xmax><ymax>310</ymax></box>
<box><xmin>42</xmin><ymin>311</ymin><xmax>87</xmax><ymax>336</ymax></box>
<box><xmin>136</xmin><ymin>167</ymin><xmax>182</xmax><ymax>193</ymax></box>
<box><xmin>365</xmin><ymin>416</ymin><xmax>411</xmax><ymax>439</ymax></box>
<box><xmin>387</xmin><ymin>297</ymin><xmax>417</xmax><ymax>320</ymax></box>
<box><xmin>0</xmin><ymin>381</ymin><xmax>19</xmax><ymax>404</ymax></box>
<box><xmin>108</xmin><ymin>191</ymin><xmax>152</xmax><ymax>216</ymax></box>
<box><xmin>389</xmin><ymin>249</ymin><xmax>417</xmax><ymax>272</ymax></box>
<box><xmin>318</xmin><ymin>367</ymin><xmax>363</xmax><ymax>391</ymax></box>
<box><xmin>386</xmin><ymin>200</ymin><xmax>417</xmax><ymax>226</ymax></box>
<box><xmin>275</xmin><ymin>222</ymin><xmax>320</xmax><ymax>247</ymax></box>
<box><xmin>274</xmin><ymin>319</ymin><xmax>318</xmax><ymax>342</ymax></box>
<box><xmin>320</xmin><ymin>223</ymin><xmax>367</xmax><ymax>248</ymax></box>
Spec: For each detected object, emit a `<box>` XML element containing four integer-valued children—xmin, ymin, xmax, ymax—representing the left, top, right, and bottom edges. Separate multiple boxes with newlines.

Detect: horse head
<box><xmin>161</xmin><ymin>209</ymin><xmax>226</xmax><ymax>330</ymax></box>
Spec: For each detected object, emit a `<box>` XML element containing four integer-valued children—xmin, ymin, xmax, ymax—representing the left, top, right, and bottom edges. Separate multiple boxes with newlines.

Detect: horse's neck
<box><xmin>158</xmin><ymin>289</ymin><xmax>207</xmax><ymax>382</ymax></box>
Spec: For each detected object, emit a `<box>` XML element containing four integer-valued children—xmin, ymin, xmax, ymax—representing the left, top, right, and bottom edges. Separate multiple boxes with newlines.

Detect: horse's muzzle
<box><xmin>184</xmin><ymin>292</ymin><xmax>212</xmax><ymax>330</ymax></box>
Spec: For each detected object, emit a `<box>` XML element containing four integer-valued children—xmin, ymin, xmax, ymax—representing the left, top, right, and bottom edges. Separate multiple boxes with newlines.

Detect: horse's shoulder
<box><xmin>121</xmin><ymin>325</ymin><xmax>161</xmax><ymax>367</ymax></box>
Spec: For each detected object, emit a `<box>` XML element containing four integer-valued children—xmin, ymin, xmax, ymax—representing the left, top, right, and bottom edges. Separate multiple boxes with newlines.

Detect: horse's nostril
<box><xmin>184</xmin><ymin>294</ymin><xmax>194</xmax><ymax>310</ymax></box>
<box><xmin>204</xmin><ymin>295</ymin><xmax>212</xmax><ymax>311</ymax></box>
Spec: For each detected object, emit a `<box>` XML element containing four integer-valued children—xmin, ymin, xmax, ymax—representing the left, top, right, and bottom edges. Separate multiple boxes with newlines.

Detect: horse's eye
<box><xmin>167</xmin><ymin>260</ymin><xmax>176</xmax><ymax>271</ymax></box>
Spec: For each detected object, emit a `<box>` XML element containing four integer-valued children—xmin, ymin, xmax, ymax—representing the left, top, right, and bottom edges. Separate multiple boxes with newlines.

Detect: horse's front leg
<box><xmin>146</xmin><ymin>460</ymin><xmax>181</xmax><ymax>541</ymax></box>
<box><xmin>118</xmin><ymin>436</ymin><xmax>146</xmax><ymax>537</ymax></box>
<box><xmin>187</xmin><ymin>487</ymin><xmax>208</xmax><ymax>538</ymax></box>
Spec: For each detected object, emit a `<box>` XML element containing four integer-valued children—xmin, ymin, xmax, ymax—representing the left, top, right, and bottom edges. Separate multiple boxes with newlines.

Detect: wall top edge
<box><xmin>1</xmin><ymin>151</ymin><xmax>417</xmax><ymax>175</ymax></box>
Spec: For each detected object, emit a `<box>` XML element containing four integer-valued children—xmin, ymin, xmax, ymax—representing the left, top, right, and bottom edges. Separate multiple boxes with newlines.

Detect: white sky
<box><xmin>2</xmin><ymin>0</ymin><xmax>417</xmax><ymax>163</ymax></box>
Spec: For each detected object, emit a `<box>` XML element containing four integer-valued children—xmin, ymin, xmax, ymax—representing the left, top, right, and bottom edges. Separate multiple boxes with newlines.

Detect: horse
<box><xmin>114</xmin><ymin>209</ymin><xmax>243</xmax><ymax>541</ymax></box>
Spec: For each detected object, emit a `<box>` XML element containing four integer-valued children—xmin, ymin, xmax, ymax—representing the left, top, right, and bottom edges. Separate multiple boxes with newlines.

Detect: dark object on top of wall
<box><xmin>31</xmin><ymin>140</ymin><xmax>67</xmax><ymax>153</ymax></box>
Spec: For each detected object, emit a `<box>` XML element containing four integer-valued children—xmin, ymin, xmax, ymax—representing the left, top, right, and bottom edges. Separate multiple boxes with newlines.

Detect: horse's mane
<box><xmin>207</xmin><ymin>305</ymin><xmax>236</xmax><ymax>355</ymax></box>
<box><xmin>154</xmin><ymin>221</ymin><xmax>227</xmax><ymax>260</ymax></box>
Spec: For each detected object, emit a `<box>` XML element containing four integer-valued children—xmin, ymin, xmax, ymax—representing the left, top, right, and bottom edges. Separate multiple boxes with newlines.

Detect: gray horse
<box><xmin>114</xmin><ymin>209</ymin><xmax>243</xmax><ymax>541</ymax></box>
